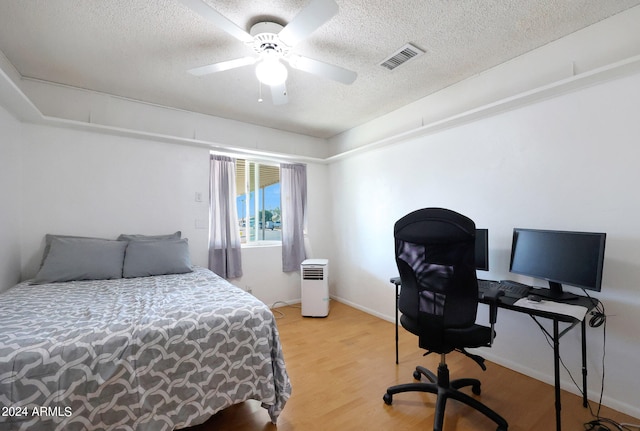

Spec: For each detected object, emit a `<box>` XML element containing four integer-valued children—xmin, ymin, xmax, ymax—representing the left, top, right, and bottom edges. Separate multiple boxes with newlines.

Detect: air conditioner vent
<box><xmin>302</xmin><ymin>267</ymin><xmax>324</xmax><ymax>280</ymax></box>
<box><xmin>379</xmin><ymin>43</ymin><xmax>425</xmax><ymax>71</ymax></box>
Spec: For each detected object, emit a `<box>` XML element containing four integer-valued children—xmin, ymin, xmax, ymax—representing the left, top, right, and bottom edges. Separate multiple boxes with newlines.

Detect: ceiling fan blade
<box><xmin>178</xmin><ymin>0</ymin><xmax>253</xmax><ymax>43</ymax></box>
<box><xmin>270</xmin><ymin>82</ymin><xmax>289</xmax><ymax>105</ymax></box>
<box><xmin>188</xmin><ymin>57</ymin><xmax>256</xmax><ymax>76</ymax></box>
<box><xmin>287</xmin><ymin>55</ymin><xmax>357</xmax><ymax>85</ymax></box>
<box><xmin>278</xmin><ymin>0</ymin><xmax>338</xmax><ymax>47</ymax></box>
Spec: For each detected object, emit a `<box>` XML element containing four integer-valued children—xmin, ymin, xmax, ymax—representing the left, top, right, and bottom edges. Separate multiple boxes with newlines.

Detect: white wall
<box><xmin>327</xmin><ymin>71</ymin><xmax>640</xmax><ymax>417</ymax></box>
<box><xmin>20</xmin><ymin>125</ymin><xmax>211</xmax><ymax>278</ymax></box>
<box><xmin>20</xmin><ymin>79</ymin><xmax>330</xmax><ymax>160</ymax></box>
<box><xmin>0</xmin><ymin>105</ymin><xmax>22</xmax><ymax>292</ymax></box>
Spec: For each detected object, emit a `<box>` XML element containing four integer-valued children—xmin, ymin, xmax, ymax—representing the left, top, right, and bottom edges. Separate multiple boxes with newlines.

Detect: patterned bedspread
<box><xmin>0</xmin><ymin>267</ymin><xmax>291</xmax><ymax>430</ymax></box>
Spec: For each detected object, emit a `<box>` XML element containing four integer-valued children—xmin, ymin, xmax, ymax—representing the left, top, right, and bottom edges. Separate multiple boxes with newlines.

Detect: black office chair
<box><xmin>383</xmin><ymin>208</ymin><xmax>508</xmax><ymax>431</ymax></box>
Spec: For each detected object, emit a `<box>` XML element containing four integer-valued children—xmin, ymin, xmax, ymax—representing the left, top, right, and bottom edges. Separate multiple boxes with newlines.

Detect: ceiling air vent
<box><xmin>379</xmin><ymin>43</ymin><xmax>425</xmax><ymax>71</ymax></box>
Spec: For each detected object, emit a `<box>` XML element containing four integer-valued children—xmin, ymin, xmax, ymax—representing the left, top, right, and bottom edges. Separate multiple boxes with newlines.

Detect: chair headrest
<box><xmin>394</xmin><ymin>208</ymin><xmax>475</xmax><ymax>244</ymax></box>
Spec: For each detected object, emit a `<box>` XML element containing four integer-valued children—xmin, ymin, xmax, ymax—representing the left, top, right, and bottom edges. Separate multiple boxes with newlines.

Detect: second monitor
<box><xmin>475</xmin><ymin>228</ymin><xmax>489</xmax><ymax>271</ymax></box>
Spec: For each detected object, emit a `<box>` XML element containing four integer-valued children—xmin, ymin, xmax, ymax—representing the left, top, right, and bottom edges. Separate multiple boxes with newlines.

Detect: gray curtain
<box><xmin>209</xmin><ymin>155</ymin><xmax>243</xmax><ymax>278</ymax></box>
<box><xmin>281</xmin><ymin>163</ymin><xmax>307</xmax><ymax>272</ymax></box>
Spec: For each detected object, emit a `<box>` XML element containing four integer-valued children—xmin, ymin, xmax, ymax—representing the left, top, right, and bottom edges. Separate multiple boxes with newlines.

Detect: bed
<box><xmin>0</xmin><ymin>234</ymin><xmax>291</xmax><ymax>431</ymax></box>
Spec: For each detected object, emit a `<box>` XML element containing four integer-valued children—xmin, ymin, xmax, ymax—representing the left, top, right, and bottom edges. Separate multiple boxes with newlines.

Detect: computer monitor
<box><xmin>475</xmin><ymin>229</ymin><xmax>489</xmax><ymax>271</ymax></box>
<box><xmin>509</xmin><ymin>228</ymin><xmax>606</xmax><ymax>299</ymax></box>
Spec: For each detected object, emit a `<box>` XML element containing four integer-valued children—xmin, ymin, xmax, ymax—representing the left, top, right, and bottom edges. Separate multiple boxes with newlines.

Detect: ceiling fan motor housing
<box><xmin>249</xmin><ymin>22</ymin><xmax>290</xmax><ymax>57</ymax></box>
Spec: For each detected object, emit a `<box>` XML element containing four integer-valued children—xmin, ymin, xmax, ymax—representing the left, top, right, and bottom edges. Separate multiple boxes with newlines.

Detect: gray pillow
<box><xmin>123</xmin><ymin>238</ymin><xmax>192</xmax><ymax>278</ymax></box>
<box><xmin>33</xmin><ymin>237</ymin><xmax>127</xmax><ymax>284</ymax></box>
<box><xmin>117</xmin><ymin>231</ymin><xmax>181</xmax><ymax>242</ymax></box>
<box><xmin>40</xmin><ymin>234</ymin><xmax>109</xmax><ymax>268</ymax></box>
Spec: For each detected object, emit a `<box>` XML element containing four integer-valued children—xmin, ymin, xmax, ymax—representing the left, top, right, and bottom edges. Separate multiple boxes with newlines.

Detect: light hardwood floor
<box><xmin>186</xmin><ymin>301</ymin><xmax>638</xmax><ymax>431</ymax></box>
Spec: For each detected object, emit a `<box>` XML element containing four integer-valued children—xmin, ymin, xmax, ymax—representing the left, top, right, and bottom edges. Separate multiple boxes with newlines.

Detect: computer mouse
<box><xmin>527</xmin><ymin>294</ymin><xmax>543</xmax><ymax>302</ymax></box>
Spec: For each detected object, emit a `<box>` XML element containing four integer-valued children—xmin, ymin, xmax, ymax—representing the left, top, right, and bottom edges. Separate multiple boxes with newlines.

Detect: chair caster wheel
<box><xmin>472</xmin><ymin>384</ymin><xmax>481</xmax><ymax>395</ymax></box>
<box><xmin>383</xmin><ymin>392</ymin><xmax>393</xmax><ymax>405</ymax></box>
<box><xmin>413</xmin><ymin>370</ymin><xmax>421</xmax><ymax>380</ymax></box>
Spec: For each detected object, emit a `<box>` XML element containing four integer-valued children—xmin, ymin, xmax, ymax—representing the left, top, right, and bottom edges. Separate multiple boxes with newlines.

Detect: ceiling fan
<box><xmin>178</xmin><ymin>0</ymin><xmax>357</xmax><ymax>105</ymax></box>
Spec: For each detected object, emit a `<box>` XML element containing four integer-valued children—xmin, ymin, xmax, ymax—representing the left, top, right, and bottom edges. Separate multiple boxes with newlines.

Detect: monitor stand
<box><xmin>530</xmin><ymin>281</ymin><xmax>578</xmax><ymax>301</ymax></box>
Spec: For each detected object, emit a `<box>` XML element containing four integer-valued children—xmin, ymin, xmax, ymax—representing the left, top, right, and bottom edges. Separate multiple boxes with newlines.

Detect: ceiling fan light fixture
<box><xmin>255</xmin><ymin>58</ymin><xmax>288</xmax><ymax>86</ymax></box>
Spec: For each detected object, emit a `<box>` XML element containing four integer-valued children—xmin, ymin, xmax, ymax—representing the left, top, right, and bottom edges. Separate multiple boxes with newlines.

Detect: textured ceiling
<box><xmin>1</xmin><ymin>0</ymin><xmax>639</xmax><ymax>139</ymax></box>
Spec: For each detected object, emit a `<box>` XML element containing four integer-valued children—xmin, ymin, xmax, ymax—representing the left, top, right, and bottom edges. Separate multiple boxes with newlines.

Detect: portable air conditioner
<box><xmin>301</xmin><ymin>259</ymin><xmax>329</xmax><ymax>317</ymax></box>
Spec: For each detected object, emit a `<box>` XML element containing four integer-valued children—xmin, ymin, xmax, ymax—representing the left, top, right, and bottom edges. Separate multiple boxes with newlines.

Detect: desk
<box><xmin>390</xmin><ymin>277</ymin><xmax>597</xmax><ymax>431</ymax></box>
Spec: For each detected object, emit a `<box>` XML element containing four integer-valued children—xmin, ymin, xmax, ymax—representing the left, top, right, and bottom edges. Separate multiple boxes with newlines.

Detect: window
<box><xmin>235</xmin><ymin>159</ymin><xmax>281</xmax><ymax>244</ymax></box>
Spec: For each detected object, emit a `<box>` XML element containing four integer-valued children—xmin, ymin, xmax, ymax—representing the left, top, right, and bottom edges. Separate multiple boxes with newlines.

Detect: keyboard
<box><xmin>478</xmin><ymin>279</ymin><xmax>531</xmax><ymax>299</ymax></box>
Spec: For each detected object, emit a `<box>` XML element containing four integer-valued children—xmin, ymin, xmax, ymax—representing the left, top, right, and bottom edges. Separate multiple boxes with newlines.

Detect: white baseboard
<box><xmin>329</xmin><ymin>295</ymin><xmax>395</xmax><ymax>324</ymax></box>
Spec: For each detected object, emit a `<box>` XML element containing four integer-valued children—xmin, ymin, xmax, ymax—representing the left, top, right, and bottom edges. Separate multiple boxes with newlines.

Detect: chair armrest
<box><xmin>482</xmin><ymin>288</ymin><xmax>505</xmax><ymax>325</ymax></box>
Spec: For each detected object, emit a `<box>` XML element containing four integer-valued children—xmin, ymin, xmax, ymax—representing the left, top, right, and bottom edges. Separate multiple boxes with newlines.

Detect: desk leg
<box><xmin>395</xmin><ymin>284</ymin><xmax>399</xmax><ymax>365</ymax></box>
<box><xmin>582</xmin><ymin>320</ymin><xmax>588</xmax><ymax>408</ymax></box>
<box><xmin>553</xmin><ymin>320</ymin><xmax>562</xmax><ymax>431</ymax></box>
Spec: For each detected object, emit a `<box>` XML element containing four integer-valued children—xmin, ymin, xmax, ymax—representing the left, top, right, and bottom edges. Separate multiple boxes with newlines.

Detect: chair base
<box><xmin>383</xmin><ymin>363</ymin><xmax>508</xmax><ymax>431</ymax></box>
